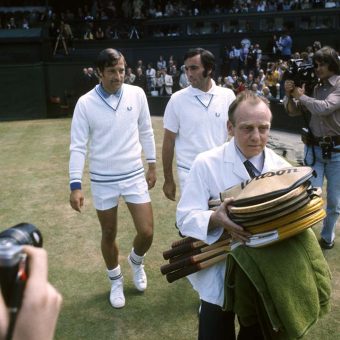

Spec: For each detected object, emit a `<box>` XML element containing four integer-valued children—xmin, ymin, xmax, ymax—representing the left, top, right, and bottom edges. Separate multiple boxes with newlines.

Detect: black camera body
<box><xmin>0</xmin><ymin>223</ymin><xmax>42</xmax><ymax>308</ymax></box>
<box><xmin>282</xmin><ymin>58</ymin><xmax>318</xmax><ymax>96</ymax></box>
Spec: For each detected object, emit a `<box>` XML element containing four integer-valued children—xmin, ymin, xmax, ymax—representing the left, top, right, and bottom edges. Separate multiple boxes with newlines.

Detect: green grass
<box><xmin>0</xmin><ymin>117</ymin><xmax>339</xmax><ymax>340</ymax></box>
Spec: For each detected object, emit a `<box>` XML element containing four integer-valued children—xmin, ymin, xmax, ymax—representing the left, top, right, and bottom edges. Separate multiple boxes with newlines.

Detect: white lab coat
<box><xmin>176</xmin><ymin>138</ymin><xmax>290</xmax><ymax>306</ymax></box>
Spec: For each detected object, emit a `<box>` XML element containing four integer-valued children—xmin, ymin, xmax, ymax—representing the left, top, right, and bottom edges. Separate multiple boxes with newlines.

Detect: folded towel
<box><xmin>224</xmin><ymin>229</ymin><xmax>332</xmax><ymax>339</ymax></box>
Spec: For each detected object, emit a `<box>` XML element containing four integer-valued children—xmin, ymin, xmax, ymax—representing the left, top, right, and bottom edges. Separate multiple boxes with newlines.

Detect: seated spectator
<box><xmin>262</xmin><ymin>86</ymin><xmax>274</xmax><ymax>100</ymax></box>
<box><xmin>6</xmin><ymin>17</ymin><xmax>17</xmax><ymax>29</ymax></box>
<box><xmin>84</xmin><ymin>24</ymin><xmax>94</xmax><ymax>40</ymax></box>
<box><xmin>264</xmin><ymin>64</ymin><xmax>280</xmax><ymax>98</ymax></box>
<box><xmin>164</xmin><ymin>1</ymin><xmax>176</xmax><ymax>16</ymax></box>
<box><xmin>245</xmin><ymin>71</ymin><xmax>256</xmax><ymax>89</ymax></box>
<box><xmin>95</xmin><ymin>26</ymin><xmax>105</xmax><ymax>40</ymax></box>
<box><xmin>171</xmin><ymin>64</ymin><xmax>181</xmax><ymax>92</ymax></box>
<box><xmin>155</xmin><ymin>70</ymin><xmax>164</xmax><ymax>94</ymax></box>
<box><xmin>250</xmin><ymin>82</ymin><xmax>262</xmax><ymax>96</ymax></box>
<box><xmin>155</xmin><ymin>4</ymin><xmax>164</xmax><ymax>17</ymax></box>
<box><xmin>22</xmin><ymin>17</ymin><xmax>30</xmax><ymax>29</ymax></box>
<box><xmin>257</xmin><ymin>0</ymin><xmax>267</xmax><ymax>11</ymax></box>
<box><xmin>157</xmin><ymin>55</ymin><xmax>167</xmax><ymax>70</ymax></box>
<box><xmin>234</xmin><ymin>77</ymin><xmax>246</xmax><ymax>94</ymax></box>
<box><xmin>179</xmin><ymin>65</ymin><xmax>190</xmax><ymax>89</ymax></box>
<box><xmin>132</xmin><ymin>0</ymin><xmax>144</xmax><ymax>19</ymax></box>
<box><xmin>134</xmin><ymin>67</ymin><xmax>147</xmax><ymax>92</ymax></box>
<box><xmin>125</xmin><ymin>67</ymin><xmax>136</xmax><ymax>84</ymax></box>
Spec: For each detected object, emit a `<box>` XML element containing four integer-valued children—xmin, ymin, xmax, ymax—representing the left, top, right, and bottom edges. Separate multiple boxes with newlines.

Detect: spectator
<box><xmin>179</xmin><ymin>64</ymin><xmax>190</xmax><ymax>89</ymax></box>
<box><xmin>94</xmin><ymin>26</ymin><xmax>105</xmax><ymax>40</ymax></box>
<box><xmin>87</xmin><ymin>67</ymin><xmax>98</xmax><ymax>87</ymax></box>
<box><xmin>0</xmin><ymin>246</ymin><xmax>62</xmax><ymax>340</ymax></box>
<box><xmin>234</xmin><ymin>77</ymin><xmax>246</xmax><ymax>94</ymax></box>
<box><xmin>313</xmin><ymin>40</ymin><xmax>322</xmax><ymax>53</ymax></box>
<box><xmin>125</xmin><ymin>67</ymin><xmax>136</xmax><ymax>84</ymax></box>
<box><xmin>83</xmin><ymin>24</ymin><xmax>94</xmax><ymax>40</ymax></box>
<box><xmin>245</xmin><ymin>71</ymin><xmax>255</xmax><ymax>89</ymax></box>
<box><xmin>134</xmin><ymin>67</ymin><xmax>147</xmax><ymax>92</ymax></box>
<box><xmin>262</xmin><ymin>86</ymin><xmax>274</xmax><ymax>99</ymax></box>
<box><xmin>171</xmin><ymin>64</ymin><xmax>181</xmax><ymax>93</ymax></box>
<box><xmin>135</xmin><ymin>59</ymin><xmax>146</xmax><ymax>74</ymax></box>
<box><xmin>155</xmin><ymin>70</ymin><xmax>164</xmax><ymax>94</ymax></box>
<box><xmin>284</xmin><ymin>46</ymin><xmax>340</xmax><ymax>250</ymax></box>
<box><xmin>6</xmin><ymin>17</ymin><xmax>17</xmax><ymax>29</ymax></box>
<box><xmin>160</xmin><ymin>67</ymin><xmax>173</xmax><ymax>96</ymax></box>
<box><xmin>276</xmin><ymin>29</ymin><xmax>293</xmax><ymax>60</ymax></box>
<box><xmin>264</xmin><ymin>63</ymin><xmax>280</xmax><ymax>97</ymax></box>
<box><xmin>257</xmin><ymin>0</ymin><xmax>267</xmax><ymax>11</ymax></box>
<box><xmin>157</xmin><ymin>55</ymin><xmax>167</xmax><ymax>70</ymax></box>
<box><xmin>250</xmin><ymin>82</ymin><xmax>263</xmax><ymax>96</ymax></box>
<box><xmin>229</xmin><ymin>45</ymin><xmax>241</xmax><ymax>73</ymax></box>
<box><xmin>146</xmin><ymin>63</ymin><xmax>156</xmax><ymax>94</ymax></box>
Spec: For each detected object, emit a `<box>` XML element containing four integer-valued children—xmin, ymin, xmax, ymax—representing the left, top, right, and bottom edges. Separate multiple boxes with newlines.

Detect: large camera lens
<box><xmin>0</xmin><ymin>223</ymin><xmax>43</xmax><ymax>248</ymax></box>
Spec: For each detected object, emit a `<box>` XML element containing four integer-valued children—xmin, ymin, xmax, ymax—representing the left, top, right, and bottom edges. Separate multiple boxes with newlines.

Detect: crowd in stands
<box><xmin>76</xmin><ymin>36</ymin><xmax>328</xmax><ymax>104</ymax></box>
<box><xmin>0</xmin><ymin>0</ymin><xmax>339</xmax><ymax>34</ymax></box>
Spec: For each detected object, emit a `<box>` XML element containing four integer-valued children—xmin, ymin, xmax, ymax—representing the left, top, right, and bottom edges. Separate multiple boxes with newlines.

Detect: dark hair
<box><xmin>184</xmin><ymin>48</ymin><xmax>215</xmax><ymax>77</ymax></box>
<box><xmin>313</xmin><ymin>46</ymin><xmax>340</xmax><ymax>75</ymax></box>
<box><xmin>96</xmin><ymin>48</ymin><xmax>126</xmax><ymax>72</ymax></box>
<box><xmin>228</xmin><ymin>90</ymin><xmax>271</xmax><ymax>125</ymax></box>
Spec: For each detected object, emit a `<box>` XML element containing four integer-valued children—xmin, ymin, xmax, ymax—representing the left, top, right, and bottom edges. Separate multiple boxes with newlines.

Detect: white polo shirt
<box><xmin>163</xmin><ymin>81</ymin><xmax>236</xmax><ymax>174</ymax></box>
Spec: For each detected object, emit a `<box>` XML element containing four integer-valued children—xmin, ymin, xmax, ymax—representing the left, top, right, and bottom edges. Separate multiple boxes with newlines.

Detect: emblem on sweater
<box><xmin>127</xmin><ymin>106</ymin><xmax>132</xmax><ymax>111</ymax></box>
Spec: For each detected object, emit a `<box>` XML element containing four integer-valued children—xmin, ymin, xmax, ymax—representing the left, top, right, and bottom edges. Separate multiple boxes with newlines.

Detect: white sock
<box><xmin>107</xmin><ymin>264</ymin><xmax>122</xmax><ymax>283</ymax></box>
<box><xmin>129</xmin><ymin>248</ymin><xmax>145</xmax><ymax>265</ymax></box>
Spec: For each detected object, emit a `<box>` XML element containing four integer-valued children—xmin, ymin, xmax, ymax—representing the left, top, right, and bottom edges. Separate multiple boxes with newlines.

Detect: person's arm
<box><xmin>162</xmin><ymin>129</ymin><xmax>177</xmax><ymax>201</ymax></box>
<box><xmin>0</xmin><ymin>246</ymin><xmax>62</xmax><ymax>340</ymax></box>
<box><xmin>69</xmin><ymin>100</ymin><xmax>89</xmax><ymax>212</ymax></box>
<box><xmin>146</xmin><ymin>162</ymin><xmax>156</xmax><ymax>189</ymax></box>
<box><xmin>297</xmin><ymin>81</ymin><xmax>340</xmax><ymax>116</ymax></box>
<box><xmin>209</xmin><ymin>198</ymin><xmax>251</xmax><ymax>243</ymax></box>
<box><xmin>137</xmin><ymin>88</ymin><xmax>157</xmax><ymax>187</ymax></box>
<box><xmin>283</xmin><ymin>80</ymin><xmax>304</xmax><ymax>116</ymax></box>
<box><xmin>176</xmin><ymin>156</ymin><xmax>251</xmax><ymax>244</ymax></box>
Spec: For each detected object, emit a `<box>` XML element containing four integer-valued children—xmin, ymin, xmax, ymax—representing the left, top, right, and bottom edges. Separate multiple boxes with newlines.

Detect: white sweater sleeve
<box><xmin>138</xmin><ymin>90</ymin><xmax>156</xmax><ymax>163</ymax></box>
<box><xmin>69</xmin><ymin>99</ymin><xmax>90</xmax><ymax>187</ymax></box>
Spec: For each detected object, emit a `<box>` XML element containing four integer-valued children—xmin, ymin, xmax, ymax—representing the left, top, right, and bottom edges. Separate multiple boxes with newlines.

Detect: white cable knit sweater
<box><xmin>69</xmin><ymin>84</ymin><xmax>156</xmax><ymax>189</ymax></box>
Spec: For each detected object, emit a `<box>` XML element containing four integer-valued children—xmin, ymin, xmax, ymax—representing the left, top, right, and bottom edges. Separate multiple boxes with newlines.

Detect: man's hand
<box><xmin>291</xmin><ymin>83</ymin><xmax>305</xmax><ymax>99</ymax></box>
<box><xmin>69</xmin><ymin>189</ymin><xmax>84</xmax><ymax>212</ymax></box>
<box><xmin>209</xmin><ymin>198</ymin><xmax>251</xmax><ymax>243</ymax></box>
<box><xmin>0</xmin><ymin>246</ymin><xmax>63</xmax><ymax>340</ymax></box>
<box><xmin>163</xmin><ymin>179</ymin><xmax>176</xmax><ymax>201</ymax></box>
<box><xmin>146</xmin><ymin>163</ymin><xmax>157</xmax><ymax>189</ymax></box>
<box><xmin>284</xmin><ymin>80</ymin><xmax>305</xmax><ymax>99</ymax></box>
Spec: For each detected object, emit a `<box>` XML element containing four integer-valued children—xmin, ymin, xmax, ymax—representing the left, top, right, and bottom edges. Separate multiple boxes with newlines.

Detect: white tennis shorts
<box><xmin>90</xmin><ymin>174</ymin><xmax>150</xmax><ymax>210</ymax></box>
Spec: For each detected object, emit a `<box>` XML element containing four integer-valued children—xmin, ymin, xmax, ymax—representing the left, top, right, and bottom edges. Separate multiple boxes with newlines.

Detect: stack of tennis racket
<box><xmin>161</xmin><ymin>166</ymin><xmax>326</xmax><ymax>283</ymax></box>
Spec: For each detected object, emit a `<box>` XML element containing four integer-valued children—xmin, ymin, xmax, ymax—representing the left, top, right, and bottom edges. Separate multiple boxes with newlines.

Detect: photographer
<box><xmin>0</xmin><ymin>246</ymin><xmax>62</xmax><ymax>340</ymax></box>
<box><xmin>283</xmin><ymin>46</ymin><xmax>340</xmax><ymax>250</ymax></box>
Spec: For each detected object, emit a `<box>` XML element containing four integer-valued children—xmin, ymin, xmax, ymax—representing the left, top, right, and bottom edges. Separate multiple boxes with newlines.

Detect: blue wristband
<box><xmin>70</xmin><ymin>182</ymin><xmax>82</xmax><ymax>191</ymax></box>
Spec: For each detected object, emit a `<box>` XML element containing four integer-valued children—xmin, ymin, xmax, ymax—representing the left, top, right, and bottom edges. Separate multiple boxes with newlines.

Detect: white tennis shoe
<box><xmin>128</xmin><ymin>255</ymin><xmax>147</xmax><ymax>292</ymax></box>
<box><xmin>109</xmin><ymin>276</ymin><xmax>125</xmax><ymax>308</ymax></box>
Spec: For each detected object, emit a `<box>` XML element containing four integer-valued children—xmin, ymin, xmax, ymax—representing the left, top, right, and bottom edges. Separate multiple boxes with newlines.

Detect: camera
<box><xmin>282</xmin><ymin>58</ymin><xmax>318</xmax><ymax>96</ymax></box>
<box><xmin>0</xmin><ymin>223</ymin><xmax>42</xmax><ymax>308</ymax></box>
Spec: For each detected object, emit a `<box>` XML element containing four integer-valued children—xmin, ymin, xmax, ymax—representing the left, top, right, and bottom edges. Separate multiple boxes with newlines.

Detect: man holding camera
<box><xmin>283</xmin><ymin>46</ymin><xmax>340</xmax><ymax>249</ymax></box>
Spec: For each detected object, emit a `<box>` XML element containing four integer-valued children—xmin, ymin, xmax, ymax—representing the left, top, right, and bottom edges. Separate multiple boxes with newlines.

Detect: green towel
<box><xmin>224</xmin><ymin>229</ymin><xmax>332</xmax><ymax>339</ymax></box>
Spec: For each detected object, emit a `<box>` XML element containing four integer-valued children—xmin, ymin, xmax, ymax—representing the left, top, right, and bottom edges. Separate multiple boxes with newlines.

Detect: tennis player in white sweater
<box><xmin>69</xmin><ymin>48</ymin><xmax>156</xmax><ymax>308</ymax></box>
